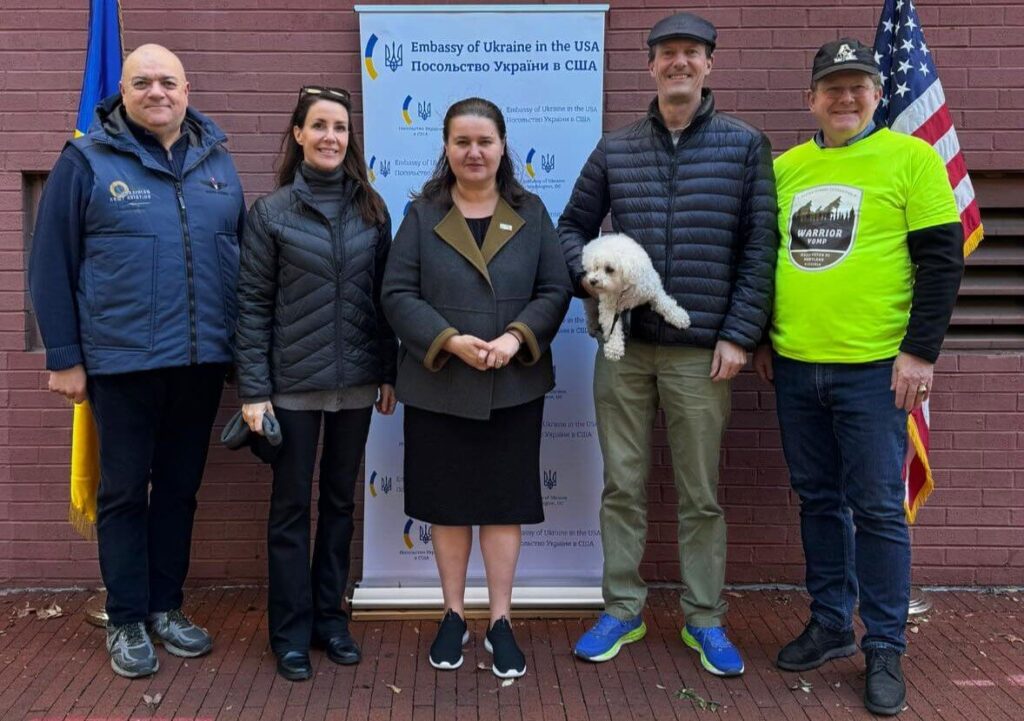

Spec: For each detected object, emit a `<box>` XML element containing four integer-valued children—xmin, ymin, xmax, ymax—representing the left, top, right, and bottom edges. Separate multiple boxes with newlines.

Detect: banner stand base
<box><xmin>351</xmin><ymin>585</ymin><xmax>602</xmax><ymax>619</ymax></box>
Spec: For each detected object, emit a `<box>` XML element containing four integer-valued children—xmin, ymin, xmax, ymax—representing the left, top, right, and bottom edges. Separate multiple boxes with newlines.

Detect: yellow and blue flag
<box><xmin>74</xmin><ymin>0</ymin><xmax>123</xmax><ymax>137</ymax></box>
<box><xmin>69</xmin><ymin>0</ymin><xmax>123</xmax><ymax>538</ymax></box>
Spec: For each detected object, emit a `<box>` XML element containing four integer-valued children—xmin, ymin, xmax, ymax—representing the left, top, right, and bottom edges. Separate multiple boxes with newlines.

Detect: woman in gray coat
<box><xmin>382</xmin><ymin>97</ymin><xmax>571</xmax><ymax>679</ymax></box>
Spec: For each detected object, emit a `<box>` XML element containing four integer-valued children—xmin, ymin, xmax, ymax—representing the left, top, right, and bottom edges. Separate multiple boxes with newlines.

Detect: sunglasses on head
<box><xmin>300</xmin><ymin>85</ymin><xmax>351</xmax><ymax>102</ymax></box>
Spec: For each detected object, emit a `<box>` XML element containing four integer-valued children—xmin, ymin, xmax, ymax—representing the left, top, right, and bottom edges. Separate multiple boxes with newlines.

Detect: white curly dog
<box><xmin>582</xmin><ymin>233</ymin><xmax>691</xmax><ymax>361</ymax></box>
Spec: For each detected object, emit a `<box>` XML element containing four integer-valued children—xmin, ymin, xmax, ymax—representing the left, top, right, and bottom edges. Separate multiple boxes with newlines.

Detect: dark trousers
<box><xmin>87</xmin><ymin>364</ymin><xmax>226</xmax><ymax>626</ymax></box>
<box><xmin>268</xmin><ymin>406</ymin><xmax>372</xmax><ymax>654</ymax></box>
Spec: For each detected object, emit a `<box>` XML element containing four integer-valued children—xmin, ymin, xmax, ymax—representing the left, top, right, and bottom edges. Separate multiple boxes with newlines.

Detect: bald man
<box><xmin>29</xmin><ymin>44</ymin><xmax>245</xmax><ymax>678</ymax></box>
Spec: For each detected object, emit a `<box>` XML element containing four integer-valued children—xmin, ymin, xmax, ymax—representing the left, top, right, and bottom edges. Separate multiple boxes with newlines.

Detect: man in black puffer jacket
<box><xmin>562</xmin><ymin>13</ymin><xmax>778</xmax><ymax>675</ymax></box>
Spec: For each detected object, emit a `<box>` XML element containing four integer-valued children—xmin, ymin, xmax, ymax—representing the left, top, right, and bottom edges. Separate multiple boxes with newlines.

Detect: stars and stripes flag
<box><xmin>871</xmin><ymin>0</ymin><xmax>983</xmax><ymax>524</ymax></box>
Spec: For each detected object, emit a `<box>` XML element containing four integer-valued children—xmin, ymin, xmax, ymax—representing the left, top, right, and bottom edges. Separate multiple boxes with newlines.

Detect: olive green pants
<box><xmin>593</xmin><ymin>342</ymin><xmax>730</xmax><ymax>627</ymax></box>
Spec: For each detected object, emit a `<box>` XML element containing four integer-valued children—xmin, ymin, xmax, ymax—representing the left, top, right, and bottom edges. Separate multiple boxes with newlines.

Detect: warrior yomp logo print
<box><xmin>787</xmin><ymin>185</ymin><xmax>862</xmax><ymax>271</ymax></box>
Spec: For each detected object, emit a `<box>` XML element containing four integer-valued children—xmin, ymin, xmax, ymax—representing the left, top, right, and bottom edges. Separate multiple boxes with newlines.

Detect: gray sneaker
<box><xmin>146</xmin><ymin>609</ymin><xmax>213</xmax><ymax>658</ymax></box>
<box><xmin>106</xmin><ymin>621</ymin><xmax>159</xmax><ymax>678</ymax></box>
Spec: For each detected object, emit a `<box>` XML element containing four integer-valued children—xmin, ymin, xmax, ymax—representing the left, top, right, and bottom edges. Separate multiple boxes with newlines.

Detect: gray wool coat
<box><xmin>382</xmin><ymin>193</ymin><xmax>572</xmax><ymax>420</ymax></box>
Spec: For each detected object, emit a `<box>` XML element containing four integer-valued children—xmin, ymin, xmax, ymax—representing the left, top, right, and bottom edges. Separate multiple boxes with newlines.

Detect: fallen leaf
<box><xmin>383</xmin><ymin>682</ymin><xmax>401</xmax><ymax>694</ymax></box>
<box><xmin>980</xmin><ymin>650</ymin><xmax>987</xmax><ymax>657</ymax></box>
<box><xmin>36</xmin><ymin>601</ymin><xmax>63</xmax><ymax>620</ymax></box>
<box><xmin>14</xmin><ymin>603</ymin><xmax>35</xmax><ymax>619</ymax></box>
<box><xmin>1002</xmin><ymin>634</ymin><xmax>1023</xmax><ymax>644</ymax></box>
<box><xmin>413</xmin><ymin>627</ymin><xmax>420</xmax><ymax>634</ymax></box>
<box><xmin>501</xmin><ymin>679</ymin><xmax>515</xmax><ymax>688</ymax></box>
<box><xmin>656</xmin><ymin>684</ymin><xmax>666</xmax><ymax>690</ymax></box>
<box><xmin>676</xmin><ymin>687</ymin><xmax>722</xmax><ymax>711</ymax></box>
<box><xmin>832</xmin><ymin>681</ymin><xmax>841</xmax><ymax>688</ymax></box>
<box><xmin>142</xmin><ymin>692</ymin><xmax>162</xmax><ymax>706</ymax></box>
<box><xmin>725</xmin><ymin>591</ymin><xmax>744</xmax><ymax>598</ymax></box>
<box><xmin>477</xmin><ymin>662</ymin><xmax>489</xmax><ymax>671</ymax></box>
<box><xmin>909</xmin><ymin>626</ymin><xmax>919</xmax><ymax>634</ymax></box>
<box><xmin>789</xmin><ymin>677</ymin><xmax>813</xmax><ymax>694</ymax></box>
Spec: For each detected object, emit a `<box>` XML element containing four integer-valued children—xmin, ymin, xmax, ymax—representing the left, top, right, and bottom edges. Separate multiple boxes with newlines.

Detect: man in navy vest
<box><xmin>29</xmin><ymin>44</ymin><xmax>245</xmax><ymax>678</ymax></box>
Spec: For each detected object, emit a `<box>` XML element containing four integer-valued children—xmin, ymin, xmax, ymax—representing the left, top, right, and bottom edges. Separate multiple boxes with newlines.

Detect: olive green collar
<box><xmin>433</xmin><ymin>197</ymin><xmax>526</xmax><ymax>286</ymax></box>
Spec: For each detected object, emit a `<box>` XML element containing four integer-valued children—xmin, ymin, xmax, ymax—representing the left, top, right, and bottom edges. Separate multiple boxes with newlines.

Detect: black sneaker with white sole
<box><xmin>429</xmin><ymin>609</ymin><xmax>469</xmax><ymax>670</ymax></box>
<box><xmin>484</xmin><ymin>617</ymin><xmax>526</xmax><ymax>678</ymax></box>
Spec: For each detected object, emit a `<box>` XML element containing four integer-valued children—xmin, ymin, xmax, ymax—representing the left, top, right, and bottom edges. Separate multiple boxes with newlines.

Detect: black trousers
<box><xmin>87</xmin><ymin>364</ymin><xmax>226</xmax><ymax>626</ymax></box>
<box><xmin>267</xmin><ymin>406</ymin><xmax>372</xmax><ymax>654</ymax></box>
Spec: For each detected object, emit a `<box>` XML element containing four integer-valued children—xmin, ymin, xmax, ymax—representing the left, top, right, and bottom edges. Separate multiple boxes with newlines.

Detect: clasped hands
<box><xmin>443</xmin><ymin>331</ymin><xmax>522</xmax><ymax>371</ymax></box>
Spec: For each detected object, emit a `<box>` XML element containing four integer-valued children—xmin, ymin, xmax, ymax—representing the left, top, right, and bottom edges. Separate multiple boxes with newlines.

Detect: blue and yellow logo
<box><xmin>402</xmin><ymin>95</ymin><xmax>414</xmax><ymax>126</ymax></box>
<box><xmin>364</xmin><ymin>34</ymin><xmax>380</xmax><ymax>80</ymax></box>
<box><xmin>402</xmin><ymin>518</ymin><xmax>415</xmax><ymax>549</ymax></box>
<box><xmin>525</xmin><ymin>148</ymin><xmax>537</xmax><ymax>178</ymax></box>
<box><xmin>368</xmin><ymin>470</ymin><xmax>378</xmax><ymax>497</ymax></box>
<box><xmin>368</xmin><ymin>155</ymin><xmax>377</xmax><ymax>182</ymax></box>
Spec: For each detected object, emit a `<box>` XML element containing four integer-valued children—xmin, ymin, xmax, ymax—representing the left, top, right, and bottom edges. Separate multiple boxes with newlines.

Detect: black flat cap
<box><xmin>812</xmin><ymin>38</ymin><xmax>880</xmax><ymax>82</ymax></box>
<box><xmin>647</xmin><ymin>12</ymin><xmax>717</xmax><ymax>52</ymax></box>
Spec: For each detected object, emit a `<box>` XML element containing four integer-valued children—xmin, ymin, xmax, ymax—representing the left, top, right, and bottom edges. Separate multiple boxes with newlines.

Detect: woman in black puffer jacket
<box><xmin>233</xmin><ymin>86</ymin><xmax>396</xmax><ymax>682</ymax></box>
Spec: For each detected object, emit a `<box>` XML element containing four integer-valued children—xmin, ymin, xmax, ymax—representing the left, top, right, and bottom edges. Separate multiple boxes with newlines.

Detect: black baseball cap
<box><xmin>812</xmin><ymin>38</ymin><xmax>880</xmax><ymax>82</ymax></box>
<box><xmin>647</xmin><ymin>12</ymin><xmax>717</xmax><ymax>53</ymax></box>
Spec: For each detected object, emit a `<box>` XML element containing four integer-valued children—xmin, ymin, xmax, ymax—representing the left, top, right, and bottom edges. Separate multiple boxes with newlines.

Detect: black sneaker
<box><xmin>864</xmin><ymin>648</ymin><xmax>907</xmax><ymax>715</ymax></box>
<box><xmin>777</xmin><ymin>618</ymin><xmax>857</xmax><ymax>671</ymax></box>
<box><xmin>429</xmin><ymin>609</ymin><xmax>469</xmax><ymax>670</ymax></box>
<box><xmin>484</xmin><ymin>617</ymin><xmax>526</xmax><ymax>678</ymax></box>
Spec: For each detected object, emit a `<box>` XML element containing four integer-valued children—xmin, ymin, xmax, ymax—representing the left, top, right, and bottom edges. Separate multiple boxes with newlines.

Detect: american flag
<box><xmin>871</xmin><ymin>0</ymin><xmax>983</xmax><ymax>524</ymax></box>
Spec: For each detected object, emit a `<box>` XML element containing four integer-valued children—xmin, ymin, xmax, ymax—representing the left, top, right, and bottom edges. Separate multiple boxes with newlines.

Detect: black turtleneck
<box><xmin>299</xmin><ymin>162</ymin><xmax>349</xmax><ymax>225</ymax></box>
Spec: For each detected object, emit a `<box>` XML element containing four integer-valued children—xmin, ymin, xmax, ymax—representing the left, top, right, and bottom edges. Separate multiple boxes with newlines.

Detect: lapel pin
<box><xmin>499</xmin><ymin>223</ymin><xmax>513</xmax><ymax>231</ymax></box>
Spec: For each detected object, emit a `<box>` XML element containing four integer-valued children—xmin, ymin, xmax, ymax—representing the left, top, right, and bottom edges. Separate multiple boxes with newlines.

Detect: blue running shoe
<box><xmin>681</xmin><ymin>625</ymin><xmax>744</xmax><ymax>676</ymax></box>
<box><xmin>574</xmin><ymin>613</ymin><xmax>646</xmax><ymax>662</ymax></box>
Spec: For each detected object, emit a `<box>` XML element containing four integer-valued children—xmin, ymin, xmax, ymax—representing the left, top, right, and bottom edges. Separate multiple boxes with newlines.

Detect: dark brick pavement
<box><xmin>1</xmin><ymin>588</ymin><xmax>1022</xmax><ymax>721</ymax></box>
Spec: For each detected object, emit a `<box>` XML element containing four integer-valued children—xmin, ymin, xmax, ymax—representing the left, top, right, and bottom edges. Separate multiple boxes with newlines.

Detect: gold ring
<box><xmin>917</xmin><ymin>383</ymin><xmax>929</xmax><ymax>394</ymax></box>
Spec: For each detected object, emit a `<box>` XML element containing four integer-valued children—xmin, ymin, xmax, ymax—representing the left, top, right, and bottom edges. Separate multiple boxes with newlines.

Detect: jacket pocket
<box><xmin>83</xmin><ymin>233</ymin><xmax>157</xmax><ymax>350</ymax></box>
<box><xmin>215</xmin><ymin>231</ymin><xmax>240</xmax><ymax>333</ymax></box>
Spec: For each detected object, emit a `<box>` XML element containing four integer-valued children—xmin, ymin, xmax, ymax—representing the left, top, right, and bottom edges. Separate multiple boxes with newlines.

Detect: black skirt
<box><xmin>403</xmin><ymin>396</ymin><xmax>545</xmax><ymax>526</ymax></box>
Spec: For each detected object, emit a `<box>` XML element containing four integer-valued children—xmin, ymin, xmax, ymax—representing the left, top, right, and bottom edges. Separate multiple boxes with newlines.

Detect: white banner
<box><xmin>355</xmin><ymin>4</ymin><xmax>608</xmax><ymax>607</ymax></box>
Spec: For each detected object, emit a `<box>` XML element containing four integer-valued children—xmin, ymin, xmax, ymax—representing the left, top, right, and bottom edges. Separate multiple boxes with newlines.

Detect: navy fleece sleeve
<box><xmin>27</xmin><ymin>146</ymin><xmax>93</xmax><ymax>371</ymax></box>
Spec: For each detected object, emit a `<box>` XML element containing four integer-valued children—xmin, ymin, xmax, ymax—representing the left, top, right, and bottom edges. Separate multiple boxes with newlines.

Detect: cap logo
<box><xmin>833</xmin><ymin>44</ymin><xmax>858</xmax><ymax>62</ymax></box>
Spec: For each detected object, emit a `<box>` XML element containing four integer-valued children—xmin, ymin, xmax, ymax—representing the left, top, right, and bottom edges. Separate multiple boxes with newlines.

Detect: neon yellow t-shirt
<box><xmin>770</xmin><ymin>128</ymin><xmax>960</xmax><ymax>363</ymax></box>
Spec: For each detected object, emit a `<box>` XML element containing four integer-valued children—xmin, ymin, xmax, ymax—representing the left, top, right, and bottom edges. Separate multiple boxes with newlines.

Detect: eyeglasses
<box><xmin>300</xmin><ymin>85</ymin><xmax>350</xmax><ymax>102</ymax></box>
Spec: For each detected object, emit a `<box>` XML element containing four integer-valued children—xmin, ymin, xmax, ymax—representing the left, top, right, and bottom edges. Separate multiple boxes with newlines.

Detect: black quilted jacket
<box><xmin>558</xmin><ymin>90</ymin><xmax>779</xmax><ymax>350</ymax></box>
<box><xmin>234</xmin><ymin>170</ymin><xmax>397</xmax><ymax>402</ymax></box>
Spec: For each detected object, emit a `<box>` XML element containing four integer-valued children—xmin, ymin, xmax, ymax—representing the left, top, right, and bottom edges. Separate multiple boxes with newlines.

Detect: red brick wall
<box><xmin>1</xmin><ymin>1</ymin><xmax>1022</xmax><ymax>587</ymax></box>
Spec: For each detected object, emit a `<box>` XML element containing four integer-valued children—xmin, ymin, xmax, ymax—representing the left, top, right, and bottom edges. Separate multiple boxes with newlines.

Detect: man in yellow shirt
<box><xmin>754</xmin><ymin>38</ymin><xmax>963</xmax><ymax>716</ymax></box>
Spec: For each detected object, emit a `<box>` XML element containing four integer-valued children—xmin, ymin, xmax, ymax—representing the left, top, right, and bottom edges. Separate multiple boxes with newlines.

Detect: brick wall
<box><xmin>1</xmin><ymin>0</ymin><xmax>1021</xmax><ymax>587</ymax></box>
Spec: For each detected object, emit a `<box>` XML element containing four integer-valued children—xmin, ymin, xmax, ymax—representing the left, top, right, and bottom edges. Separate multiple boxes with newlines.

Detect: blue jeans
<box><xmin>773</xmin><ymin>355</ymin><xmax>910</xmax><ymax>652</ymax></box>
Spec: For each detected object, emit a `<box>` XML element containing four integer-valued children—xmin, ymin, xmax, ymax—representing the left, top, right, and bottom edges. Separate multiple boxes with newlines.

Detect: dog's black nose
<box><xmin>589</xmin><ymin>278</ymin><xmax>598</xmax><ymax>286</ymax></box>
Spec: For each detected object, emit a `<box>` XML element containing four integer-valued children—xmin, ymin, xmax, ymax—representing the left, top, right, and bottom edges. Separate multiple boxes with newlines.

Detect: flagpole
<box><xmin>73</xmin><ymin>0</ymin><xmax>124</xmax><ymax>629</ymax></box>
<box><xmin>872</xmin><ymin>0</ymin><xmax>982</xmax><ymax>624</ymax></box>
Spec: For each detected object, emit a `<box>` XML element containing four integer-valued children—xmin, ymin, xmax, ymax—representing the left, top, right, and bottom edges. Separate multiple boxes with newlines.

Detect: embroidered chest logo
<box><xmin>787</xmin><ymin>185</ymin><xmax>863</xmax><ymax>271</ymax></box>
<box><xmin>108</xmin><ymin>180</ymin><xmax>152</xmax><ymax>206</ymax></box>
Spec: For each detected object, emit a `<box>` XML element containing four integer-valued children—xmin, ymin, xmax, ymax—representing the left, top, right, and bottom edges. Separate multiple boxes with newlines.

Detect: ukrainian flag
<box><xmin>74</xmin><ymin>0</ymin><xmax>123</xmax><ymax>136</ymax></box>
<box><xmin>69</xmin><ymin>0</ymin><xmax>123</xmax><ymax>538</ymax></box>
